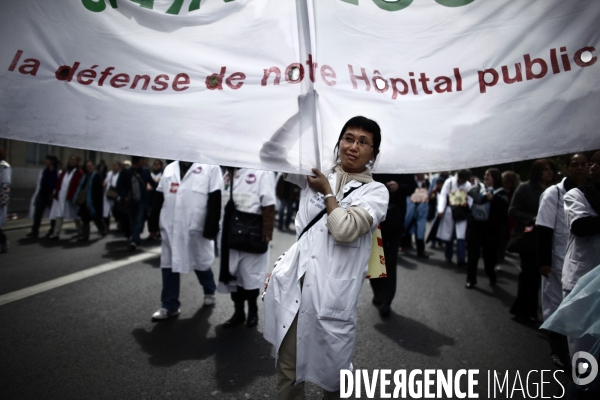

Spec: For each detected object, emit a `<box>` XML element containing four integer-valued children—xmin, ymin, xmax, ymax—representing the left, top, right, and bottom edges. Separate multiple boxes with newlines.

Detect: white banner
<box><xmin>1</xmin><ymin>0</ymin><xmax>599</xmax><ymax>173</ymax></box>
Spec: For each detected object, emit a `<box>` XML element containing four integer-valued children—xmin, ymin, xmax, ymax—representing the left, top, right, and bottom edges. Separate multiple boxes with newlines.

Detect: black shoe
<box><xmin>489</xmin><ymin>278</ymin><xmax>497</xmax><ymax>287</ymax></box>
<box><xmin>223</xmin><ymin>312</ymin><xmax>246</xmax><ymax>329</ymax></box>
<box><xmin>379</xmin><ymin>304</ymin><xmax>391</xmax><ymax>318</ymax></box>
<box><xmin>465</xmin><ymin>282</ymin><xmax>475</xmax><ymax>289</ymax></box>
<box><xmin>457</xmin><ymin>262</ymin><xmax>467</xmax><ymax>268</ymax></box>
<box><xmin>26</xmin><ymin>232</ymin><xmax>38</xmax><ymax>238</ymax></box>
<box><xmin>246</xmin><ymin>315</ymin><xmax>259</xmax><ymax>328</ymax></box>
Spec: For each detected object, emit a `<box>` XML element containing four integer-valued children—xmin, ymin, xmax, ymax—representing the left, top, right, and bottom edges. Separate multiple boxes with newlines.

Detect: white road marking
<box><xmin>0</xmin><ymin>247</ymin><xmax>161</xmax><ymax>307</ymax></box>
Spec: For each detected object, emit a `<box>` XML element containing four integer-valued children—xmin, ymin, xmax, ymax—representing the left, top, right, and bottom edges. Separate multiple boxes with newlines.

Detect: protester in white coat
<box><xmin>148</xmin><ymin>161</ymin><xmax>223</xmax><ymax>320</ymax></box>
<box><xmin>219</xmin><ymin>167</ymin><xmax>276</xmax><ymax>328</ymax></box>
<box><xmin>562</xmin><ymin>150</ymin><xmax>600</xmax><ymax>358</ymax></box>
<box><xmin>102</xmin><ymin>161</ymin><xmax>121</xmax><ymax>231</ymax></box>
<box><xmin>436</xmin><ymin>170</ymin><xmax>473</xmax><ymax>266</ymax></box>
<box><xmin>48</xmin><ymin>155</ymin><xmax>84</xmax><ymax>240</ymax></box>
<box><xmin>536</xmin><ymin>153</ymin><xmax>588</xmax><ymax>369</ymax></box>
<box><xmin>0</xmin><ymin>146</ymin><xmax>10</xmax><ymax>253</ymax></box>
<box><xmin>264</xmin><ymin>116</ymin><xmax>389</xmax><ymax>399</ymax></box>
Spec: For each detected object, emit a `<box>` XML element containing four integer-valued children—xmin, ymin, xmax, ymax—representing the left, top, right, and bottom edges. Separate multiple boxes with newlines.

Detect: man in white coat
<box><xmin>562</xmin><ymin>150</ymin><xmax>600</xmax><ymax>358</ymax></box>
<box><xmin>0</xmin><ymin>146</ymin><xmax>10</xmax><ymax>253</ymax></box>
<box><xmin>436</xmin><ymin>170</ymin><xmax>473</xmax><ymax>266</ymax></box>
<box><xmin>536</xmin><ymin>153</ymin><xmax>588</xmax><ymax>369</ymax></box>
<box><xmin>148</xmin><ymin>161</ymin><xmax>223</xmax><ymax>320</ymax></box>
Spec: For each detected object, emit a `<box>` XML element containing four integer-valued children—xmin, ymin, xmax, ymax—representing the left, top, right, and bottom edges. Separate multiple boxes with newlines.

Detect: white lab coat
<box><xmin>536</xmin><ymin>178</ymin><xmax>569</xmax><ymax>320</ymax></box>
<box><xmin>0</xmin><ymin>160</ymin><xmax>10</xmax><ymax>227</ymax></box>
<box><xmin>263</xmin><ymin>172</ymin><xmax>388</xmax><ymax>392</ymax></box>
<box><xmin>436</xmin><ymin>175</ymin><xmax>472</xmax><ymax>241</ymax></box>
<box><xmin>49</xmin><ymin>169</ymin><xmax>79</xmax><ymax>220</ymax></box>
<box><xmin>562</xmin><ymin>188</ymin><xmax>600</xmax><ymax>292</ymax></box>
<box><xmin>220</xmin><ymin>168</ymin><xmax>276</xmax><ymax>292</ymax></box>
<box><xmin>157</xmin><ymin>162</ymin><xmax>223</xmax><ymax>273</ymax></box>
<box><xmin>102</xmin><ymin>170</ymin><xmax>120</xmax><ymax>219</ymax></box>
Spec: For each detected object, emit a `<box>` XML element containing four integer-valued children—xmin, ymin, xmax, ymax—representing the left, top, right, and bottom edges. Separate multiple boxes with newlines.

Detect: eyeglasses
<box><xmin>586</xmin><ymin>162</ymin><xmax>600</xmax><ymax>168</ymax></box>
<box><xmin>341</xmin><ymin>135</ymin><xmax>373</xmax><ymax>149</ymax></box>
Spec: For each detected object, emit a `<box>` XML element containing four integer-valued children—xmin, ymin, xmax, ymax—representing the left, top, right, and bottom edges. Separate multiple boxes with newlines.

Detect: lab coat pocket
<box><xmin>270</xmin><ymin>243</ymin><xmax>300</xmax><ymax>300</ymax></box>
<box><xmin>318</xmin><ymin>276</ymin><xmax>357</xmax><ymax>322</ymax></box>
<box><xmin>191</xmin><ymin>177</ymin><xmax>208</xmax><ymax>194</ymax></box>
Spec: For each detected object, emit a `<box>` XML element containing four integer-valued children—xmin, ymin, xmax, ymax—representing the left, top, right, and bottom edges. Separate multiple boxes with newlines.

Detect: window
<box><xmin>26</xmin><ymin>143</ymin><xmax>52</xmax><ymax>166</ymax></box>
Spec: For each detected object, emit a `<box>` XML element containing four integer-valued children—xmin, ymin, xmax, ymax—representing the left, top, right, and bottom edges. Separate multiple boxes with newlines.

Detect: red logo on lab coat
<box><xmin>245</xmin><ymin>174</ymin><xmax>257</xmax><ymax>184</ymax></box>
<box><xmin>192</xmin><ymin>166</ymin><xmax>203</xmax><ymax>174</ymax></box>
<box><xmin>169</xmin><ymin>182</ymin><xmax>179</xmax><ymax>193</ymax></box>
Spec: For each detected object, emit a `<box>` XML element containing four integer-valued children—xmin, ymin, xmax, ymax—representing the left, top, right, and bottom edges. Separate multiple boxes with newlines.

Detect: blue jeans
<box><xmin>161</xmin><ymin>268</ymin><xmax>216</xmax><ymax>312</ymax></box>
<box><xmin>404</xmin><ymin>200</ymin><xmax>428</xmax><ymax>240</ymax></box>
<box><xmin>445</xmin><ymin>239</ymin><xmax>466</xmax><ymax>264</ymax></box>
<box><xmin>130</xmin><ymin>202</ymin><xmax>149</xmax><ymax>246</ymax></box>
<box><xmin>278</xmin><ymin>199</ymin><xmax>294</xmax><ymax>229</ymax></box>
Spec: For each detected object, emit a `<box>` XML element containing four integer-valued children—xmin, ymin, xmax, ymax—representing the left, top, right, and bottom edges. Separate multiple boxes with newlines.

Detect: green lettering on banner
<box><xmin>340</xmin><ymin>0</ymin><xmax>359</xmax><ymax>4</ymax></box>
<box><xmin>435</xmin><ymin>0</ymin><xmax>475</xmax><ymax>7</ymax></box>
<box><xmin>130</xmin><ymin>0</ymin><xmax>154</xmax><ymax>9</ymax></box>
<box><xmin>372</xmin><ymin>0</ymin><xmax>413</xmax><ymax>12</ymax></box>
<box><xmin>166</xmin><ymin>0</ymin><xmax>184</xmax><ymax>14</ymax></box>
<box><xmin>82</xmin><ymin>0</ymin><xmax>106</xmax><ymax>12</ymax></box>
<box><xmin>188</xmin><ymin>0</ymin><xmax>201</xmax><ymax>12</ymax></box>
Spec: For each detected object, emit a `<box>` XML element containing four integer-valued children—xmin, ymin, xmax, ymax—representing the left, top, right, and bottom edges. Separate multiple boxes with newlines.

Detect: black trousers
<box><xmin>510</xmin><ymin>251</ymin><xmax>540</xmax><ymax>318</ymax></box>
<box><xmin>31</xmin><ymin>192</ymin><xmax>54</xmax><ymax>234</ymax></box>
<box><xmin>466</xmin><ymin>220</ymin><xmax>498</xmax><ymax>284</ymax></box>
<box><xmin>370</xmin><ymin>235</ymin><xmax>401</xmax><ymax>307</ymax></box>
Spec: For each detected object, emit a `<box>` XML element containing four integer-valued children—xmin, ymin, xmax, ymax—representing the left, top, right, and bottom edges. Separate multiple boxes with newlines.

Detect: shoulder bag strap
<box><xmin>297</xmin><ymin>183</ymin><xmax>364</xmax><ymax>241</ymax></box>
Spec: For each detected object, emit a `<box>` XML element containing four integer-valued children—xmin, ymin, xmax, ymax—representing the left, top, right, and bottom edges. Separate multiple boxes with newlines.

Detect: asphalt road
<box><xmin>0</xmin><ymin>221</ymin><xmax>570</xmax><ymax>399</ymax></box>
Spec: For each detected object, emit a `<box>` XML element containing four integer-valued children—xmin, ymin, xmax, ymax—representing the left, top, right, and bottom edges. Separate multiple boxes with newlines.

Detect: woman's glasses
<box><xmin>585</xmin><ymin>162</ymin><xmax>600</xmax><ymax>168</ymax></box>
<box><xmin>341</xmin><ymin>135</ymin><xmax>373</xmax><ymax>149</ymax></box>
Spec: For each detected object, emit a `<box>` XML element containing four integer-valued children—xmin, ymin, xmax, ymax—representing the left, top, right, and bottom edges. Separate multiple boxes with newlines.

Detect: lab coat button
<box><xmin>295</xmin><ymin>300</ymin><xmax>298</xmax><ymax>303</ymax></box>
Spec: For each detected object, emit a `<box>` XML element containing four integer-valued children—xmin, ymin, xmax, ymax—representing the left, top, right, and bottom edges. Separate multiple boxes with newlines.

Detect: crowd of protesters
<box><xmin>1</xmin><ymin>147</ymin><xmax>599</xmax><ymax>398</ymax></box>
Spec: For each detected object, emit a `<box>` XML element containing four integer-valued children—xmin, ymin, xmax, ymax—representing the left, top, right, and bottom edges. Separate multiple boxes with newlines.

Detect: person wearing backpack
<box><xmin>465</xmin><ymin>168</ymin><xmax>509</xmax><ymax>288</ymax></box>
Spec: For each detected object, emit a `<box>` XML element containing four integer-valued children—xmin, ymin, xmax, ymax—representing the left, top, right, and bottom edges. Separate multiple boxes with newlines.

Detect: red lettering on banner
<box><xmin>320</xmin><ymin>65</ymin><xmax>337</xmax><ymax>86</ymax></box>
<box><xmin>98</xmin><ymin>67</ymin><xmax>115</xmax><ymax>86</ymax></box>
<box><xmin>8</xmin><ymin>50</ymin><xmax>23</xmax><ymax>71</ymax></box>
<box><xmin>173</xmin><ymin>73</ymin><xmax>190</xmax><ymax>91</ymax></box>
<box><xmin>478</xmin><ymin>69</ymin><xmax>499</xmax><ymax>94</ymax></box>
<box><xmin>285</xmin><ymin>63</ymin><xmax>304</xmax><ymax>84</ymax></box>
<box><xmin>419</xmin><ymin>73</ymin><xmax>432</xmax><ymax>94</ymax></box>
<box><xmin>152</xmin><ymin>74</ymin><xmax>169</xmax><ymax>91</ymax></box>
<box><xmin>225</xmin><ymin>72</ymin><xmax>246</xmax><ymax>90</ymax></box>
<box><xmin>524</xmin><ymin>54</ymin><xmax>548</xmax><ymax>80</ymax></box>
<box><xmin>454</xmin><ymin>68</ymin><xmax>462</xmax><ymax>92</ymax></box>
<box><xmin>408</xmin><ymin>72</ymin><xmax>418</xmax><ymax>95</ymax></box>
<box><xmin>18</xmin><ymin>59</ymin><xmax>40</xmax><ymax>76</ymax></box>
<box><xmin>262</xmin><ymin>67</ymin><xmax>281</xmax><ymax>86</ymax></box>
<box><xmin>502</xmin><ymin>64</ymin><xmax>522</xmax><ymax>84</ymax></box>
<box><xmin>433</xmin><ymin>76</ymin><xmax>452</xmax><ymax>93</ymax></box>
<box><xmin>574</xmin><ymin>46</ymin><xmax>596</xmax><ymax>67</ymax></box>
<box><xmin>55</xmin><ymin>62</ymin><xmax>80</xmax><ymax>82</ymax></box>
<box><xmin>348</xmin><ymin>65</ymin><xmax>370</xmax><ymax>91</ymax></box>
<box><xmin>306</xmin><ymin>54</ymin><xmax>318</xmax><ymax>83</ymax></box>
<box><xmin>550</xmin><ymin>49</ymin><xmax>560</xmax><ymax>74</ymax></box>
<box><xmin>131</xmin><ymin>75</ymin><xmax>150</xmax><ymax>90</ymax></box>
<box><xmin>206</xmin><ymin>67</ymin><xmax>226</xmax><ymax>90</ymax></box>
<box><xmin>76</xmin><ymin>65</ymin><xmax>98</xmax><ymax>85</ymax></box>
<box><xmin>391</xmin><ymin>78</ymin><xmax>408</xmax><ymax>99</ymax></box>
<box><xmin>110</xmin><ymin>73</ymin><xmax>130</xmax><ymax>88</ymax></box>
<box><xmin>560</xmin><ymin>47</ymin><xmax>572</xmax><ymax>71</ymax></box>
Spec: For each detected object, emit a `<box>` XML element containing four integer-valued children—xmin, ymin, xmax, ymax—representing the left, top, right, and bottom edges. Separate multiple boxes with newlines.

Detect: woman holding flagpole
<box><xmin>263</xmin><ymin>116</ymin><xmax>389</xmax><ymax>399</ymax></box>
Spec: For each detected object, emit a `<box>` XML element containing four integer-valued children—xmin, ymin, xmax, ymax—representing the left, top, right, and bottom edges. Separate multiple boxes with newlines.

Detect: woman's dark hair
<box><xmin>333</xmin><ymin>116</ymin><xmax>381</xmax><ymax>165</ymax></box>
<box><xmin>487</xmin><ymin>168</ymin><xmax>502</xmax><ymax>189</ymax></box>
<box><xmin>529</xmin><ymin>159</ymin><xmax>555</xmax><ymax>183</ymax></box>
<box><xmin>45</xmin><ymin>154</ymin><xmax>58</xmax><ymax>166</ymax></box>
<box><xmin>153</xmin><ymin>159</ymin><xmax>164</xmax><ymax>168</ymax></box>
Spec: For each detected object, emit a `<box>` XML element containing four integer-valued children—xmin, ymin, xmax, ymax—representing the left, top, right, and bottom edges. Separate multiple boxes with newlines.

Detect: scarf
<box><xmin>580</xmin><ymin>181</ymin><xmax>600</xmax><ymax>215</ymax></box>
<box><xmin>333</xmin><ymin>165</ymin><xmax>374</xmax><ymax>199</ymax></box>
